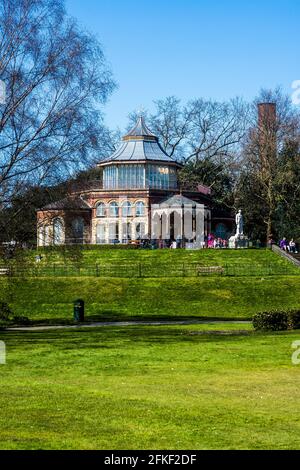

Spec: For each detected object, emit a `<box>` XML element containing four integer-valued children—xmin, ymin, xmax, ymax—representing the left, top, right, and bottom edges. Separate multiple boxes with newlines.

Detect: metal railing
<box><xmin>4</xmin><ymin>261</ymin><xmax>299</xmax><ymax>278</ymax></box>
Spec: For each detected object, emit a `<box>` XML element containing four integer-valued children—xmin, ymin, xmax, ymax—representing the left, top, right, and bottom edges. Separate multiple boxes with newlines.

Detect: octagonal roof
<box><xmin>99</xmin><ymin>116</ymin><xmax>182</xmax><ymax>166</ymax></box>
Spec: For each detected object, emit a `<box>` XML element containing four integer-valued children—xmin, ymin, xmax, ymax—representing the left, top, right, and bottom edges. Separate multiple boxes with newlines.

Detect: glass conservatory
<box><xmin>103</xmin><ymin>164</ymin><xmax>178</xmax><ymax>190</ymax></box>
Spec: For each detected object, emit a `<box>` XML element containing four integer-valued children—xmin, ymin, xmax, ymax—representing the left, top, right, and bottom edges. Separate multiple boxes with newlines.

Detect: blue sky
<box><xmin>66</xmin><ymin>0</ymin><xmax>300</xmax><ymax>129</ymax></box>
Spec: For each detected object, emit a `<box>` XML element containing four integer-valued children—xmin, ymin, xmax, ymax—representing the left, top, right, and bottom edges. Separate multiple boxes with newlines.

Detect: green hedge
<box><xmin>253</xmin><ymin>309</ymin><xmax>300</xmax><ymax>331</ymax></box>
<box><xmin>0</xmin><ymin>301</ymin><xmax>12</xmax><ymax>321</ymax></box>
<box><xmin>288</xmin><ymin>310</ymin><xmax>300</xmax><ymax>330</ymax></box>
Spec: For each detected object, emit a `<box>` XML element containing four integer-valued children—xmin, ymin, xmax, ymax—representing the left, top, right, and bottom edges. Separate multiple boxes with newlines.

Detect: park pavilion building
<box><xmin>37</xmin><ymin>117</ymin><xmax>233</xmax><ymax>246</ymax></box>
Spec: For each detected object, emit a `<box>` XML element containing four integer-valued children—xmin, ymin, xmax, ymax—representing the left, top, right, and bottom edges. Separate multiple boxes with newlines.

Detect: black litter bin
<box><xmin>74</xmin><ymin>299</ymin><xmax>84</xmax><ymax>322</ymax></box>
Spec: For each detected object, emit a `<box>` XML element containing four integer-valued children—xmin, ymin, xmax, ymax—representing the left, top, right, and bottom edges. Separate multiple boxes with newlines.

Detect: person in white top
<box><xmin>289</xmin><ymin>239</ymin><xmax>297</xmax><ymax>253</ymax></box>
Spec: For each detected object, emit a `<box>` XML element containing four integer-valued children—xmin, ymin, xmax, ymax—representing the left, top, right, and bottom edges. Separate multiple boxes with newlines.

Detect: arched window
<box><xmin>96</xmin><ymin>202</ymin><xmax>106</xmax><ymax>217</ymax></box>
<box><xmin>109</xmin><ymin>201</ymin><xmax>119</xmax><ymax>217</ymax></box>
<box><xmin>122</xmin><ymin>201</ymin><xmax>132</xmax><ymax>217</ymax></box>
<box><xmin>72</xmin><ymin>217</ymin><xmax>84</xmax><ymax>242</ymax></box>
<box><xmin>136</xmin><ymin>201</ymin><xmax>145</xmax><ymax>217</ymax></box>
<box><xmin>53</xmin><ymin>218</ymin><xmax>64</xmax><ymax>245</ymax></box>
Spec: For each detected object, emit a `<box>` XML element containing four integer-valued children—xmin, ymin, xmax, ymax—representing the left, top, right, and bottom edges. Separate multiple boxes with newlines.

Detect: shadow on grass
<box><xmin>11</xmin><ymin>312</ymin><xmax>251</xmax><ymax>327</ymax></box>
<box><xmin>1</xmin><ymin>325</ymin><xmax>257</xmax><ymax>351</ymax></box>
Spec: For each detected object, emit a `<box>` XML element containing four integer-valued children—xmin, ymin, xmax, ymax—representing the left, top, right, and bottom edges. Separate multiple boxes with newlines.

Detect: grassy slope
<box><xmin>1</xmin><ymin>276</ymin><xmax>300</xmax><ymax>322</ymax></box>
<box><xmin>35</xmin><ymin>246</ymin><xmax>300</xmax><ymax>269</ymax></box>
<box><xmin>0</xmin><ymin>325</ymin><xmax>300</xmax><ymax>450</ymax></box>
<box><xmin>0</xmin><ymin>249</ymin><xmax>300</xmax><ymax>322</ymax></box>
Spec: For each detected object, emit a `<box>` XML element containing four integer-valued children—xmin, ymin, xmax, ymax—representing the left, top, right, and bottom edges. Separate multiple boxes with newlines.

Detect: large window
<box><xmin>103</xmin><ymin>165</ymin><xmax>145</xmax><ymax>189</ymax></box>
<box><xmin>109</xmin><ymin>201</ymin><xmax>119</xmax><ymax>217</ymax></box>
<box><xmin>72</xmin><ymin>217</ymin><xmax>84</xmax><ymax>242</ymax></box>
<box><xmin>146</xmin><ymin>165</ymin><xmax>178</xmax><ymax>189</ymax></box>
<box><xmin>122</xmin><ymin>222</ymin><xmax>132</xmax><ymax>243</ymax></box>
<box><xmin>121</xmin><ymin>201</ymin><xmax>132</xmax><ymax>217</ymax></box>
<box><xmin>109</xmin><ymin>222</ymin><xmax>119</xmax><ymax>243</ymax></box>
<box><xmin>96</xmin><ymin>202</ymin><xmax>105</xmax><ymax>217</ymax></box>
<box><xmin>96</xmin><ymin>224</ymin><xmax>106</xmax><ymax>244</ymax></box>
<box><xmin>135</xmin><ymin>201</ymin><xmax>145</xmax><ymax>217</ymax></box>
<box><xmin>103</xmin><ymin>164</ymin><xmax>178</xmax><ymax>190</ymax></box>
<box><xmin>118</xmin><ymin>165</ymin><xmax>145</xmax><ymax>189</ymax></box>
<box><xmin>104</xmin><ymin>165</ymin><xmax>118</xmax><ymax>189</ymax></box>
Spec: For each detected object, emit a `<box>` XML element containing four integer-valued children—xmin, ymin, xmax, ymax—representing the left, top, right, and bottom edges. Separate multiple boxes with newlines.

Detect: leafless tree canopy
<box><xmin>0</xmin><ymin>0</ymin><xmax>116</xmax><ymax>205</ymax></box>
<box><xmin>236</xmin><ymin>88</ymin><xmax>300</xmax><ymax>240</ymax></box>
<box><xmin>128</xmin><ymin>96</ymin><xmax>249</xmax><ymax>165</ymax></box>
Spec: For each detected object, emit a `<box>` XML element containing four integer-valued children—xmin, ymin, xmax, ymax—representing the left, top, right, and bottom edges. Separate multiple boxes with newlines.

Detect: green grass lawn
<box><xmin>5</xmin><ymin>247</ymin><xmax>300</xmax><ymax>277</ymax></box>
<box><xmin>1</xmin><ymin>275</ymin><xmax>300</xmax><ymax>323</ymax></box>
<box><xmin>35</xmin><ymin>246</ymin><xmax>297</xmax><ymax>267</ymax></box>
<box><xmin>0</xmin><ymin>324</ymin><xmax>300</xmax><ymax>449</ymax></box>
<box><xmin>0</xmin><ymin>248</ymin><xmax>299</xmax><ymax>324</ymax></box>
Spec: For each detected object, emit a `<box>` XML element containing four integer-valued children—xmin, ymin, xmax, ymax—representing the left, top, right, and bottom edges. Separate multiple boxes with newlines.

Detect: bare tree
<box><xmin>236</xmin><ymin>87</ymin><xmax>300</xmax><ymax>240</ymax></box>
<box><xmin>0</xmin><ymin>0</ymin><xmax>116</xmax><ymax>206</ymax></box>
<box><xmin>128</xmin><ymin>96</ymin><xmax>249</xmax><ymax>165</ymax></box>
<box><xmin>186</xmin><ymin>97</ymin><xmax>249</xmax><ymax>165</ymax></box>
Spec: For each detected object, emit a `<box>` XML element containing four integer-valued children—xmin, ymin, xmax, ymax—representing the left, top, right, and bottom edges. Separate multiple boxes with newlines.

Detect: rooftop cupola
<box><xmin>99</xmin><ymin>116</ymin><xmax>181</xmax><ymax>166</ymax></box>
<box><xmin>99</xmin><ymin>116</ymin><xmax>182</xmax><ymax>191</ymax></box>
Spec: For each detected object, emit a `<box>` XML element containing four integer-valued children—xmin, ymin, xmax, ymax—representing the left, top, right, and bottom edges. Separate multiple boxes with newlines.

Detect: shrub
<box><xmin>287</xmin><ymin>310</ymin><xmax>300</xmax><ymax>330</ymax></box>
<box><xmin>0</xmin><ymin>301</ymin><xmax>12</xmax><ymax>321</ymax></box>
<box><xmin>253</xmin><ymin>309</ymin><xmax>300</xmax><ymax>331</ymax></box>
<box><xmin>253</xmin><ymin>311</ymin><xmax>289</xmax><ymax>331</ymax></box>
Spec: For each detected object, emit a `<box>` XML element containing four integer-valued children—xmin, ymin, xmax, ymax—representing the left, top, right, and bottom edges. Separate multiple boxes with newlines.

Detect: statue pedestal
<box><xmin>229</xmin><ymin>234</ymin><xmax>249</xmax><ymax>249</ymax></box>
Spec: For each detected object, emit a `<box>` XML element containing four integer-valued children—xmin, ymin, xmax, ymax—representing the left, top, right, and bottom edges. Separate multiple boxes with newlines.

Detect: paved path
<box><xmin>6</xmin><ymin>320</ymin><xmax>250</xmax><ymax>332</ymax></box>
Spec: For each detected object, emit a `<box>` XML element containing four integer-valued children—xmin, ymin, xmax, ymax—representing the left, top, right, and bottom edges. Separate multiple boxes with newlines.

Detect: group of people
<box><xmin>279</xmin><ymin>237</ymin><xmax>298</xmax><ymax>253</ymax></box>
<box><xmin>207</xmin><ymin>234</ymin><xmax>228</xmax><ymax>249</ymax></box>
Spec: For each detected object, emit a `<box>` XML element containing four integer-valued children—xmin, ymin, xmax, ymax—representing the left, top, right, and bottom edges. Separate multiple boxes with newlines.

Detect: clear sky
<box><xmin>65</xmin><ymin>0</ymin><xmax>300</xmax><ymax>129</ymax></box>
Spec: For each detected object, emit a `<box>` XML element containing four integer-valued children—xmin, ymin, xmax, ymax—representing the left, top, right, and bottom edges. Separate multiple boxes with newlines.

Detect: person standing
<box><xmin>289</xmin><ymin>239</ymin><xmax>296</xmax><ymax>253</ymax></box>
<box><xmin>280</xmin><ymin>237</ymin><xmax>288</xmax><ymax>251</ymax></box>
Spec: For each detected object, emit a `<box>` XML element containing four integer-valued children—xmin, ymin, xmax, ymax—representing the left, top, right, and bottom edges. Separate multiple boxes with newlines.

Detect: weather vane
<box><xmin>136</xmin><ymin>105</ymin><xmax>146</xmax><ymax>117</ymax></box>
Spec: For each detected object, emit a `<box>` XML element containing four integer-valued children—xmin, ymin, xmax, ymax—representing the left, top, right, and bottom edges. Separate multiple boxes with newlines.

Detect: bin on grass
<box><xmin>73</xmin><ymin>299</ymin><xmax>84</xmax><ymax>322</ymax></box>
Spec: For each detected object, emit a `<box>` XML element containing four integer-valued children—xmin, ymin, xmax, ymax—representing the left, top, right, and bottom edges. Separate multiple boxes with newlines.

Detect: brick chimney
<box><xmin>257</xmin><ymin>102</ymin><xmax>277</xmax><ymax>160</ymax></box>
<box><xmin>258</xmin><ymin>102</ymin><xmax>276</xmax><ymax>131</ymax></box>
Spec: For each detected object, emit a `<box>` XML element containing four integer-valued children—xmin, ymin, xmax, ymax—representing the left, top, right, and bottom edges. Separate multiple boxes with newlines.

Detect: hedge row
<box><xmin>0</xmin><ymin>302</ymin><xmax>30</xmax><ymax>326</ymax></box>
<box><xmin>253</xmin><ymin>310</ymin><xmax>300</xmax><ymax>331</ymax></box>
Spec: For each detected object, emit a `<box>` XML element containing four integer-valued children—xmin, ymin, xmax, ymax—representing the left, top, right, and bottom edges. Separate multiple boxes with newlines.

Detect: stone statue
<box><xmin>235</xmin><ymin>209</ymin><xmax>244</xmax><ymax>237</ymax></box>
<box><xmin>229</xmin><ymin>209</ymin><xmax>248</xmax><ymax>248</ymax></box>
